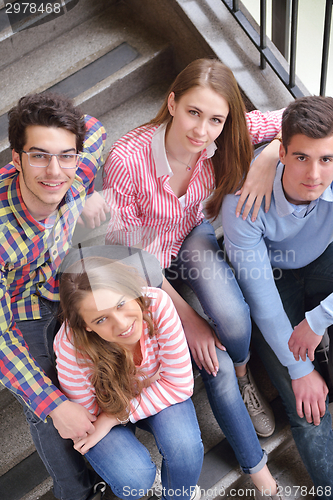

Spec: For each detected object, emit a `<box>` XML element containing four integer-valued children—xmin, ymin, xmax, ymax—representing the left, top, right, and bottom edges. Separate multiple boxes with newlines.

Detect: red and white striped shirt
<box><xmin>103</xmin><ymin>109</ymin><xmax>283</xmax><ymax>268</ymax></box>
<box><xmin>54</xmin><ymin>287</ymin><xmax>193</xmax><ymax>423</ymax></box>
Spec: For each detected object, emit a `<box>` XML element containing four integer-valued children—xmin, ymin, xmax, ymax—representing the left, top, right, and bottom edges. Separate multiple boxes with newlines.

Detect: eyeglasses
<box><xmin>21</xmin><ymin>151</ymin><xmax>81</xmax><ymax>169</ymax></box>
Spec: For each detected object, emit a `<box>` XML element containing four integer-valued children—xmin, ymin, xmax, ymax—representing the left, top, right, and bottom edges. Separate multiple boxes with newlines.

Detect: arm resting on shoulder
<box><xmin>237</xmin><ymin>109</ymin><xmax>283</xmax><ymax>220</ymax></box>
<box><xmin>236</xmin><ymin>138</ymin><xmax>281</xmax><ymax>221</ymax></box>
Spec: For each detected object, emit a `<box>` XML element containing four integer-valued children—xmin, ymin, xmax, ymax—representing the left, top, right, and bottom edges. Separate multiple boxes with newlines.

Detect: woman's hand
<box><xmin>235</xmin><ymin>138</ymin><xmax>281</xmax><ymax>221</ymax></box>
<box><xmin>161</xmin><ymin>278</ymin><xmax>226</xmax><ymax>376</ymax></box>
<box><xmin>73</xmin><ymin>412</ymin><xmax>118</xmax><ymax>455</ymax></box>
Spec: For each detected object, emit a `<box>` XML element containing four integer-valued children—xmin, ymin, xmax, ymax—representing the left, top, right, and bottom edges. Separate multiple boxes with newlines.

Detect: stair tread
<box><xmin>0</xmin><ymin>1</ymin><xmax>168</xmax><ymax>117</ymax></box>
<box><xmin>0</xmin><ymin>0</ymin><xmax>116</xmax><ymax>71</ymax></box>
<box><xmin>0</xmin><ymin>391</ymin><xmax>293</xmax><ymax>500</ymax></box>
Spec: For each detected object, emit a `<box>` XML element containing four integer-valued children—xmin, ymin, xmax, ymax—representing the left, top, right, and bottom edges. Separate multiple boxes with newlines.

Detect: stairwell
<box><xmin>0</xmin><ymin>0</ymin><xmax>326</xmax><ymax>499</ymax></box>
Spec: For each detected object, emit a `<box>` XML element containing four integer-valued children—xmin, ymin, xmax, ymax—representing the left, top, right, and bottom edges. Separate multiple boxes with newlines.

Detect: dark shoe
<box><xmin>87</xmin><ymin>482</ymin><xmax>106</xmax><ymax>500</ymax></box>
<box><xmin>238</xmin><ymin>368</ymin><xmax>275</xmax><ymax>437</ymax></box>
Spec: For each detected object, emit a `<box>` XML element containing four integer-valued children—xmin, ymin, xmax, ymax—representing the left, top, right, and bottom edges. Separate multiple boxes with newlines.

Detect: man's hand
<box><xmin>288</xmin><ymin>318</ymin><xmax>323</xmax><ymax>362</ymax></box>
<box><xmin>292</xmin><ymin>370</ymin><xmax>328</xmax><ymax>425</ymax></box>
<box><xmin>73</xmin><ymin>412</ymin><xmax>118</xmax><ymax>455</ymax></box>
<box><xmin>77</xmin><ymin>191</ymin><xmax>110</xmax><ymax>229</ymax></box>
<box><xmin>49</xmin><ymin>400</ymin><xmax>97</xmax><ymax>440</ymax></box>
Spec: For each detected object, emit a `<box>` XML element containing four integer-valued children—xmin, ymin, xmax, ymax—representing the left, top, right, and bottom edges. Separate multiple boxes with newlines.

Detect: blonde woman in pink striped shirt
<box><xmin>54</xmin><ymin>257</ymin><xmax>203</xmax><ymax>500</ymax></box>
<box><xmin>103</xmin><ymin>59</ymin><xmax>286</xmax><ymax>500</ymax></box>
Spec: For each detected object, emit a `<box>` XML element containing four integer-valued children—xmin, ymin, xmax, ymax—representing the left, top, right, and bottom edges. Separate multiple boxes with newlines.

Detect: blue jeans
<box><xmin>252</xmin><ymin>242</ymin><xmax>333</xmax><ymax>496</ymax></box>
<box><xmin>86</xmin><ymin>399</ymin><xmax>203</xmax><ymax>500</ymax></box>
<box><xmin>165</xmin><ymin>220</ymin><xmax>266</xmax><ymax>473</ymax></box>
<box><xmin>17</xmin><ymin>299</ymin><xmax>96</xmax><ymax>500</ymax></box>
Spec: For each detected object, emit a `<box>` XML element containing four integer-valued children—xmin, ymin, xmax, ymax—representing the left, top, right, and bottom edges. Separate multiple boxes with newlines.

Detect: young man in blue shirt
<box><xmin>221</xmin><ymin>95</ymin><xmax>333</xmax><ymax>496</ymax></box>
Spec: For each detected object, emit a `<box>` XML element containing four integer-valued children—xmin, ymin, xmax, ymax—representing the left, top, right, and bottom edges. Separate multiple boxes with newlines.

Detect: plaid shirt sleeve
<box><xmin>75</xmin><ymin>115</ymin><xmax>107</xmax><ymax>196</ymax></box>
<box><xmin>0</xmin><ymin>115</ymin><xmax>106</xmax><ymax>420</ymax></box>
<box><xmin>0</xmin><ymin>275</ymin><xmax>67</xmax><ymax>419</ymax></box>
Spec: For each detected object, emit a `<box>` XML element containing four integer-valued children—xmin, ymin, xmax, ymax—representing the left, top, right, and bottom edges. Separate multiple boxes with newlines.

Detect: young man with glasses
<box><xmin>0</xmin><ymin>93</ymin><xmax>109</xmax><ymax>500</ymax></box>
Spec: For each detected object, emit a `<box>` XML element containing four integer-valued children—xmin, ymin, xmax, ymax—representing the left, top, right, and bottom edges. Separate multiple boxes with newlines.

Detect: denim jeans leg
<box><xmin>166</xmin><ymin>220</ymin><xmax>251</xmax><ymax>365</ymax></box>
<box><xmin>137</xmin><ymin>398</ymin><xmax>204</xmax><ymax>500</ymax></box>
<box><xmin>17</xmin><ymin>300</ymin><xmax>96</xmax><ymax>500</ymax></box>
<box><xmin>252</xmin><ymin>322</ymin><xmax>333</xmax><ymax>495</ymax></box>
<box><xmin>199</xmin><ymin>347</ymin><xmax>266</xmax><ymax>474</ymax></box>
<box><xmin>86</xmin><ymin>424</ymin><xmax>157</xmax><ymax>500</ymax></box>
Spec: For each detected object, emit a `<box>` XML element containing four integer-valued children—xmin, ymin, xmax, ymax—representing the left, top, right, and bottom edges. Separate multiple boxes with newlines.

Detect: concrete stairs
<box><xmin>0</xmin><ymin>0</ymin><xmax>319</xmax><ymax>499</ymax></box>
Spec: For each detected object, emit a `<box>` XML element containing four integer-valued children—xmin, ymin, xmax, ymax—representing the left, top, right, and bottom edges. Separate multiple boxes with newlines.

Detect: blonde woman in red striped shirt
<box><xmin>54</xmin><ymin>256</ymin><xmax>203</xmax><ymax>500</ymax></box>
<box><xmin>103</xmin><ymin>59</ymin><xmax>286</xmax><ymax>499</ymax></box>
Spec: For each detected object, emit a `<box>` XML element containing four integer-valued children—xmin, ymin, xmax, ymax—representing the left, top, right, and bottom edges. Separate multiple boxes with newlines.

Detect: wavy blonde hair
<box><xmin>60</xmin><ymin>257</ymin><xmax>154</xmax><ymax>420</ymax></box>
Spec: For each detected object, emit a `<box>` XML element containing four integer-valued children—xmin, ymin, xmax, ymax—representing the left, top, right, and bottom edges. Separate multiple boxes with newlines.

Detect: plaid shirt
<box><xmin>0</xmin><ymin>115</ymin><xmax>106</xmax><ymax>420</ymax></box>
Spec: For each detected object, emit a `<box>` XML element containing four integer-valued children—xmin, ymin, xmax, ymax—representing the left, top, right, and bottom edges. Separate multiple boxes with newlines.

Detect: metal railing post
<box><xmin>260</xmin><ymin>0</ymin><xmax>267</xmax><ymax>69</ymax></box>
<box><xmin>289</xmin><ymin>0</ymin><xmax>298</xmax><ymax>89</ymax></box>
<box><xmin>320</xmin><ymin>0</ymin><xmax>333</xmax><ymax>96</ymax></box>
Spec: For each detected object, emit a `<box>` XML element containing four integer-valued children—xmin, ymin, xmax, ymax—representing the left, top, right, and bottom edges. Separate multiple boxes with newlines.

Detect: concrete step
<box><xmin>0</xmin><ymin>0</ymin><xmax>114</xmax><ymax>70</ymax></box>
<box><xmin>0</xmin><ymin>0</ymin><xmax>174</xmax><ymax>165</ymax></box>
<box><xmin>1</xmin><ymin>375</ymin><xmax>318</xmax><ymax>500</ymax></box>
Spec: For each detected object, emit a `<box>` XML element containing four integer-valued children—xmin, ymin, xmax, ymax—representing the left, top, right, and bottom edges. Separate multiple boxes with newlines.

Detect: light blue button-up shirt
<box><xmin>221</xmin><ymin>161</ymin><xmax>333</xmax><ymax>380</ymax></box>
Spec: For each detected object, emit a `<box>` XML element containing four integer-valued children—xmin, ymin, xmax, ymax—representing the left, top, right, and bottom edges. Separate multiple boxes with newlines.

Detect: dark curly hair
<box><xmin>8</xmin><ymin>92</ymin><xmax>86</xmax><ymax>154</ymax></box>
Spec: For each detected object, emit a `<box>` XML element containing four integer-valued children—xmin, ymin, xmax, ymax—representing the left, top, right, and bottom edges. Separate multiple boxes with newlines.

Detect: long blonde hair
<box><xmin>60</xmin><ymin>257</ymin><xmax>154</xmax><ymax>420</ymax></box>
<box><xmin>149</xmin><ymin>58</ymin><xmax>253</xmax><ymax>218</ymax></box>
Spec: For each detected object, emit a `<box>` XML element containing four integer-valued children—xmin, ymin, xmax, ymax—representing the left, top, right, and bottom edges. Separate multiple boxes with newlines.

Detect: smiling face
<box><xmin>280</xmin><ymin>133</ymin><xmax>333</xmax><ymax>205</ymax></box>
<box><xmin>166</xmin><ymin>85</ymin><xmax>229</xmax><ymax>156</ymax></box>
<box><xmin>79</xmin><ymin>288</ymin><xmax>143</xmax><ymax>352</ymax></box>
<box><xmin>12</xmin><ymin>125</ymin><xmax>77</xmax><ymax>221</ymax></box>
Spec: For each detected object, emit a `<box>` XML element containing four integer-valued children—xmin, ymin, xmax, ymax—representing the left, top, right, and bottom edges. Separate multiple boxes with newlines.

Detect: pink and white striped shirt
<box><xmin>54</xmin><ymin>287</ymin><xmax>193</xmax><ymax>423</ymax></box>
<box><xmin>103</xmin><ymin>109</ymin><xmax>283</xmax><ymax>268</ymax></box>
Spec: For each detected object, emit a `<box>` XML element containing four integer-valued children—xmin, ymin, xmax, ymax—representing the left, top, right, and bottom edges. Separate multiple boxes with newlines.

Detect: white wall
<box><xmin>242</xmin><ymin>0</ymin><xmax>333</xmax><ymax>97</ymax></box>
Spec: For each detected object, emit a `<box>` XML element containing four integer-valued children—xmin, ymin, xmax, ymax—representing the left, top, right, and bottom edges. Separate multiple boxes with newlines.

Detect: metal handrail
<box><xmin>221</xmin><ymin>0</ymin><xmax>333</xmax><ymax>98</ymax></box>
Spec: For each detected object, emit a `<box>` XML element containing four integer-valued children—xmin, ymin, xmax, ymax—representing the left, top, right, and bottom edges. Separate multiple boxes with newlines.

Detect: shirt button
<box><xmin>55</xmin><ymin>236</ymin><xmax>60</xmax><ymax>242</ymax></box>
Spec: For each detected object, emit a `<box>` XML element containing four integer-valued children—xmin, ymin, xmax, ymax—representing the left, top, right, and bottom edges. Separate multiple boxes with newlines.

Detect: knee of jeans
<box><xmin>215</xmin><ymin>303</ymin><xmax>251</xmax><ymax>341</ymax></box>
<box><xmin>178</xmin><ymin>436</ymin><xmax>204</xmax><ymax>466</ymax></box>
<box><xmin>201</xmin><ymin>350</ymin><xmax>237</xmax><ymax>388</ymax></box>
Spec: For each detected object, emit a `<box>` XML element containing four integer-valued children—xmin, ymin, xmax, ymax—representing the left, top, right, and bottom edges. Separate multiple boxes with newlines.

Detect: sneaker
<box><xmin>254</xmin><ymin>483</ymin><xmax>286</xmax><ymax>499</ymax></box>
<box><xmin>87</xmin><ymin>482</ymin><xmax>106</xmax><ymax>500</ymax></box>
<box><xmin>238</xmin><ymin>368</ymin><xmax>275</xmax><ymax>437</ymax></box>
